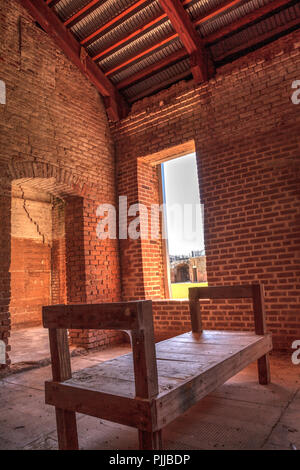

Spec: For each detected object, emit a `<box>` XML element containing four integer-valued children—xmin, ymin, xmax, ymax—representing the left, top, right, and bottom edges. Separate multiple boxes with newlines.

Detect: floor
<box><xmin>0</xmin><ymin>345</ymin><xmax>299</xmax><ymax>450</ymax></box>
<box><xmin>9</xmin><ymin>327</ymin><xmax>51</xmax><ymax>364</ymax></box>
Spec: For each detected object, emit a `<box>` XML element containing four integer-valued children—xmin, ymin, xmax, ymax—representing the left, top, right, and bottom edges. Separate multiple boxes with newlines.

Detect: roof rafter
<box><xmin>80</xmin><ymin>0</ymin><xmax>150</xmax><ymax>46</ymax></box>
<box><xmin>91</xmin><ymin>0</ymin><xmax>193</xmax><ymax>61</ymax></box>
<box><xmin>64</xmin><ymin>0</ymin><xmax>106</xmax><ymax>28</ymax></box>
<box><xmin>214</xmin><ymin>14</ymin><xmax>300</xmax><ymax>63</ymax></box>
<box><xmin>116</xmin><ymin>48</ymin><xmax>188</xmax><ymax>90</ymax></box>
<box><xmin>46</xmin><ymin>0</ymin><xmax>61</xmax><ymax>7</ymax></box>
<box><xmin>204</xmin><ymin>0</ymin><xmax>297</xmax><ymax>44</ymax></box>
<box><xmin>158</xmin><ymin>0</ymin><xmax>213</xmax><ymax>83</ymax></box>
<box><xmin>18</xmin><ymin>0</ymin><xmax>128</xmax><ymax>121</ymax></box>
<box><xmin>115</xmin><ymin>0</ymin><xmax>296</xmax><ymax>90</ymax></box>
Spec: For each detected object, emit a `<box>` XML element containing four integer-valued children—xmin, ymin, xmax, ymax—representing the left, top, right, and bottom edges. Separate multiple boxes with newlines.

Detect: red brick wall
<box><xmin>51</xmin><ymin>198</ymin><xmax>67</xmax><ymax>305</ymax></box>
<box><xmin>9</xmin><ymin>188</ymin><xmax>53</xmax><ymax>329</ymax></box>
<box><xmin>0</xmin><ymin>0</ymin><xmax>122</xmax><ymax>366</ymax></box>
<box><xmin>152</xmin><ymin>299</ymin><xmax>265</xmax><ymax>342</ymax></box>
<box><xmin>10</xmin><ymin>238</ymin><xmax>51</xmax><ymax>328</ymax></box>
<box><xmin>112</xmin><ymin>31</ymin><xmax>300</xmax><ymax>350</ymax></box>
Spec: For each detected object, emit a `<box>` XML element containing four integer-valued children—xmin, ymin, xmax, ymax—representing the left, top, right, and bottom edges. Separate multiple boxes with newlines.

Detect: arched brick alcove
<box><xmin>0</xmin><ymin>162</ymin><xmax>123</xmax><ymax>370</ymax></box>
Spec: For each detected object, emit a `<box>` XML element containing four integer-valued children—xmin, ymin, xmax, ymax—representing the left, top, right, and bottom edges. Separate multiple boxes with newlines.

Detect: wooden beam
<box><xmin>189</xmin><ymin>285</ymin><xmax>254</xmax><ymax>299</ymax></box>
<box><xmin>46</xmin><ymin>0</ymin><xmax>61</xmax><ymax>7</ymax></box>
<box><xmin>92</xmin><ymin>0</ymin><xmax>193</xmax><ymax>61</ymax></box>
<box><xmin>45</xmin><ymin>381</ymin><xmax>154</xmax><ymax>431</ymax></box>
<box><xmin>116</xmin><ymin>48</ymin><xmax>188</xmax><ymax>90</ymax></box>
<box><xmin>104</xmin><ymin>0</ymin><xmax>242</xmax><ymax>87</ymax></box>
<box><xmin>213</xmin><ymin>15</ymin><xmax>300</xmax><ymax>63</ymax></box>
<box><xmin>48</xmin><ymin>328</ymin><xmax>79</xmax><ymax>450</ymax></box>
<box><xmin>105</xmin><ymin>33</ymin><xmax>178</xmax><ymax>77</ymax></box>
<box><xmin>158</xmin><ymin>0</ymin><xmax>212</xmax><ymax>82</ymax></box>
<box><xmin>194</xmin><ymin>0</ymin><xmax>242</xmax><ymax>26</ymax></box>
<box><xmin>42</xmin><ymin>301</ymin><xmax>149</xmax><ymax>330</ymax></box>
<box><xmin>18</xmin><ymin>0</ymin><xmax>128</xmax><ymax>121</ymax></box>
<box><xmin>102</xmin><ymin>0</ymin><xmax>289</xmax><ymax>81</ymax></box>
<box><xmin>93</xmin><ymin>12</ymin><xmax>167</xmax><ymax>62</ymax></box>
<box><xmin>64</xmin><ymin>0</ymin><xmax>106</xmax><ymax>28</ymax></box>
<box><xmin>204</xmin><ymin>0</ymin><xmax>296</xmax><ymax>45</ymax></box>
<box><xmin>80</xmin><ymin>0</ymin><xmax>150</xmax><ymax>46</ymax></box>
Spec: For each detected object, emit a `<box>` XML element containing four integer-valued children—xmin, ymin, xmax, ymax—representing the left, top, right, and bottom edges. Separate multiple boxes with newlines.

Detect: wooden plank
<box><xmin>167</xmin><ymin>331</ymin><xmax>260</xmax><ymax>346</ymax></box>
<box><xmin>132</xmin><ymin>301</ymin><xmax>159</xmax><ymax>399</ymax></box>
<box><xmin>45</xmin><ymin>381</ymin><xmax>154</xmax><ymax>431</ymax></box>
<box><xmin>139</xmin><ymin>429</ymin><xmax>163</xmax><ymax>450</ymax></box>
<box><xmin>189</xmin><ymin>285</ymin><xmax>253</xmax><ymax>299</ymax></box>
<box><xmin>48</xmin><ymin>329</ymin><xmax>78</xmax><ymax>450</ymax></box>
<box><xmin>18</xmin><ymin>0</ymin><xmax>128</xmax><ymax>121</ymax></box>
<box><xmin>55</xmin><ymin>409</ymin><xmax>78</xmax><ymax>450</ymax></box>
<box><xmin>155</xmin><ymin>334</ymin><xmax>272</xmax><ymax>430</ymax></box>
<box><xmin>252</xmin><ymin>284</ymin><xmax>271</xmax><ymax>385</ymax></box>
<box><xmin>67</xmin><ymin>357</ymin><xmax>183</xmax><ymax>392</ymax></box>
<box><xmin>48</xmin><ymin>329</ymin><xmax>72</xmax><ymax>382</ymax></box>
<box><xmin>156</xmin><ymin>342</ymin><xmax>243</xmax><ymax>357</ymax></box>
<box><xmin>43</xmin><ymin>301</ymin><xmax>150</xmax><ymax>330</ymax></box>
<box><xmin>158</xmin><ymin>0</ymin><xmax>211</xmax><ymax>82</ymax></box>
<box><xmin>189</xmin><ymin>289</ymin><xmax>202</xmax><ymax>332</ymax></box>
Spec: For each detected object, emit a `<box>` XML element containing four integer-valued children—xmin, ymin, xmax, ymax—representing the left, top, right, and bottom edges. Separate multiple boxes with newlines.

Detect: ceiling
<box><xmin>20</xmin><ymin>0</ymin><xmax>300</xmax><ymax>119</ymax></box>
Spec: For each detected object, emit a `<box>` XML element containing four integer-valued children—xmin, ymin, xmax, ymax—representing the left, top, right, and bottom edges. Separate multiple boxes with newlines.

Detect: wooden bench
<box><xmin>43</xmin><ymin>283</ymin><xmax>272</xmax><ymax>450</ymax></box>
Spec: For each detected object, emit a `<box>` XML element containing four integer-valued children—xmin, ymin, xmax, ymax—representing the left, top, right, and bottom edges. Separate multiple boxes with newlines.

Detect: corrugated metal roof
<box><xmin>210</xmin><ymin>2</ymin><xmax>300</xmax><ymax>60</ymax></box>
<box><xmin>196</xmin><ymin>0</ymin><xmax>272</xmax><ymax>37</ymax></box>
<box><xmin>110</xmin><ymin>37</ymin><xmax>184</xmax><ymax>83</ymax></box>
<box><xmin>98</xmin><ymin>20</ymin><xmax>175</xmax><ymax>72</ymax></box>
<box><xmin>86</xmin><ymin>1</ymin><xmax>165</xmax><ymax>57</ymax></box>
<box><xmin>123</xmin><ymin>58</ymin><xmax>191</xmax><ymax>100</ymax></box>
<box><xmin>71</xmin><ymin>0</ymin><xmax>155</xmax><ymax>41</ymax></box>
<box><xmin>48</xmin><ymin>0</ymin><xmax>300</xmax><ymax>103</ymax></box>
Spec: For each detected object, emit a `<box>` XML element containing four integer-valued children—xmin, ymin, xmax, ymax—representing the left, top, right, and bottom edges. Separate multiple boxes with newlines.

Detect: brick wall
<box><xmin>51</xmin><ymin>198</ymin><xmax>67</xmax><ymax>305</ymax></box>
<box><xmin>0</xmin><ymin>0</ymin><xmax>122</xmax><ymax>366</ymax></box>
<box><xmin>112</xmin><ymin>31</ymin><xmax>300</xmax><ymax>350</ymax></box>
<box><xmin>10</xmin><ymin>186</ymin><xmax>52</xmax><ymax>328</ymax></box>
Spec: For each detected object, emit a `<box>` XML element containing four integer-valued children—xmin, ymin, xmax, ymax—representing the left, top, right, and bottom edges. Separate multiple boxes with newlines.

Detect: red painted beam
<box><xmin>93</xmin><ymin>12</ymin><xmax>167</xmax><ymax>62</ymax></box>
<box><xmin>116</xmin><ymin>48</ymin><xmax>188</xmax><ymax>90</ymax></box>
<box><xmin>92</xmin><ymin>0</ymin><xmax>193</xmax><ymax>61</ymax></box>
<box><xmin>214</xmin><ymin>15</ymin><xmax>300</xmax><ymax>61</ymax></box>
<box><xmin>18</xmin><ymin>0</ymin><xmax>128</xmax><ymax>121</ymax></box>
<box><xmin>80</xmin><ymin>0</ymin><xmax>150</xmax><ymax>46</ymax></box>
<box><xmin>158</xmin><ymin>0</ymin><xmax>212</xmax><ymax>82</ymax></box>
<box><xmin>204</xmin><ymin>0</ymin><xmax>295</xmax><ymax>44</ymax></box>
<box><xmin>101</xmin><ymin>0</ymin><xmax>241</xmax><ymax>81</ymax></box>
<box><xmin>194</xmin><ymin>0</ymin><xmax>242</xmax><ymax>27</ymax></box>
<box><xmin>121</xmin><ymin>0</ymin><xmax>297</xmax><ymax>98</ymax></box>
<box><xmin>64</xmin><ymin>0</ymin><xmax>106</xmax><ymax>28</ymax></box>
<box><xmin>46</xmin><ymin>0</ymin><xmax>61</xmax><ymax>7</ymax></box>
<box><xmin>106</xmin><ymin>0</ymin><xmax>293</xmax><ymax>83</ymax></box>
<box><xmin>105</xmin><ymin>33</ymin><xmax>178</xmax><ymax>77</ymax></box>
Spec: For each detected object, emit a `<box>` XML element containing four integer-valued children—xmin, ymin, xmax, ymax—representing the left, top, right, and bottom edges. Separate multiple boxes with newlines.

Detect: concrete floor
<box><xmin>0</xmin><ymin>345</ymin><xmax>299</xmax><ymax>450</ymax></box>
<box><xmin>10</xmin><ymin>327</ymin><xmax>51</xmax><ymax>364</ymax></box>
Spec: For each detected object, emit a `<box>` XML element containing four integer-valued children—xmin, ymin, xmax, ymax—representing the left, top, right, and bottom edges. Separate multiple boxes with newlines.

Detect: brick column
<box><xmin>65</xmin><ymin>196</ymin><xmax>123</xmax><ymax>349</ymax></box>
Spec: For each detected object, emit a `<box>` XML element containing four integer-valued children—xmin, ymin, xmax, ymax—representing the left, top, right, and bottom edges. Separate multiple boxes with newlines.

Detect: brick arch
<box><xmin>1</xmin><ymin>161</ymin><xmax>91</xmax><ymax>198</ymax></box>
